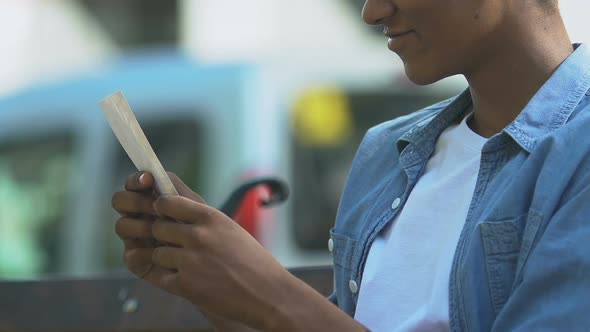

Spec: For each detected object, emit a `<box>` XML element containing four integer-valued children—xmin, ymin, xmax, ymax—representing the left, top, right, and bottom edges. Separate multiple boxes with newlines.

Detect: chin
<box><xmin>403</xmin><ymin>62</ymin><xmax>449</xmax><ymax>86</ymax></box>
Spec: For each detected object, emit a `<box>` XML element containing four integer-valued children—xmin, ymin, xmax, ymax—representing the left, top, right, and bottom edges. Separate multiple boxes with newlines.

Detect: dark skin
<box><xmin>363</xmin><ymin>0</ymin><xmax>572</xmax><ymax>137</ymax></box>
<box><xmin>113</xmin><ymin>172</ymin><xmax>366</xmax><ymax>331</ymax></box>
<box><xmin>113</xmin><ymin>0</ymin><xmax>574</xmax><ymax>330</ymax></box>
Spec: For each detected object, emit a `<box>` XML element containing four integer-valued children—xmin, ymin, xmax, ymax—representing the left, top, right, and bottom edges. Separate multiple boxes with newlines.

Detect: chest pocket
<box><xmin>479</xmin><ymin>211</ymin><xmax>541</xmax><ymax>314</ymax></box>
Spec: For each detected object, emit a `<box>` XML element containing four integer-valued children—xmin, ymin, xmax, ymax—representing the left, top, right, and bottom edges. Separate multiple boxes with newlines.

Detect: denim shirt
<box><xmin>329</xmin><ymin>44</ymin><xmax>590</xmax><ymax>331</ymax></box>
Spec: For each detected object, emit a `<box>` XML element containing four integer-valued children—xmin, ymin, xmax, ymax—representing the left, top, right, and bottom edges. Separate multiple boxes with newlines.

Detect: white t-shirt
<box><xmin>354</xmin><ymin>113</ymin><xmax>487</xmax><ymax>331</ymax></box>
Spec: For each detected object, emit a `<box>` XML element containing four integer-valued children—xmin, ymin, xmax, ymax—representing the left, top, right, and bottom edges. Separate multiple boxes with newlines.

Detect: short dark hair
<box><xmin>543</xmin><ymin>0</ymin><xmax>558</xmax><ymax>6</ymax></box>
<box><xmin>538</xmin><ymin>0</ymin><xmax>558</xmax><ymax>13</ymax></box>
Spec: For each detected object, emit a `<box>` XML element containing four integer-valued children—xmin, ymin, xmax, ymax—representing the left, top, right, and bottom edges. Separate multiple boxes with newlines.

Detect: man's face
<box><xmin>363</xmin><ymin>0</ymin><xmax>508</xmax><ymax>85</ymax></box>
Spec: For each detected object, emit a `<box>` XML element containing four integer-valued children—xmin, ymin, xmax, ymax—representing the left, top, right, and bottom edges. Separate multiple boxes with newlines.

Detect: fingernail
<box><xmin>139</xmin><ymin>173</ymin><xmax>146</xmax><ymax>184</ymax></box>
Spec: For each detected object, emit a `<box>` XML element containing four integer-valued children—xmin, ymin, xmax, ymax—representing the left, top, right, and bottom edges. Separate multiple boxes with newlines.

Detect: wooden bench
<box><xmin>0</xmin><ymin>266</ymin><xmax>333</xmax><ymax>332</ymax></box>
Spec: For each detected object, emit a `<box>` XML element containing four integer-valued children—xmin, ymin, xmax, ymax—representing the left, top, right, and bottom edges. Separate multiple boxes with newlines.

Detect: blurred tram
<box><xmin>0</xmin><ymin>49</ymin><xmax>460</xmax><ymax>278</ymax></box>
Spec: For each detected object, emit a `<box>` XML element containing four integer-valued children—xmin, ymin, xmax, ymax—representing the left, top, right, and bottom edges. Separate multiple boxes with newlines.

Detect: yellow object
<box><xmin>292</xmin><ymin>86</ymin><xmax>353</xmax><ymax>147</ymax></box>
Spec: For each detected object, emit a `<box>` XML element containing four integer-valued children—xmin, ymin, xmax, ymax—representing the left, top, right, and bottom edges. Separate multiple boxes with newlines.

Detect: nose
<box><xmin>362</xmin><ymin>0</ymin><xmax>396</xmax><ymax>25</ymax></box>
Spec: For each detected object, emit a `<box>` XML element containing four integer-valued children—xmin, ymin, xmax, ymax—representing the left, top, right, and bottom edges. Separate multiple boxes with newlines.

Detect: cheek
<box><xmin>410</xmin><ymin>15</ymin><xmax>493</xmax><ymax>77</ymax></box>
<box><xmin>424</xmin><ymin>1</ymin><xmax>505</xmax><ymax>57</ymax></box>
<box><xmin>396</xmin><ymin>0</ymin><xmax>504</xmax><ymax>83</ymax></box>
<box><xmin>400</xmin><ymin>30</ymin><xmax>466</xmax><ymax>84</ymax></box>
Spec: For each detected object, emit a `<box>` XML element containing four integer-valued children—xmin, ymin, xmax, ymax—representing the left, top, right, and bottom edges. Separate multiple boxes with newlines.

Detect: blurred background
<box><xmin>0</xmin><ymin>0</ymin><xmax>587</xmax><ymax>279</ymax></box>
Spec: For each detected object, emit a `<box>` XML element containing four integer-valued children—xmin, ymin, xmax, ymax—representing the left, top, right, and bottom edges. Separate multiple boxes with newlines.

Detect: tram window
<box><xmin>0</xmin><ymin>134</ymin><xmax>75</xmax><ymax>278</ymax></box>
<box><xmin>291</xmin><ymin>91</ymin><xmax>451</xmax><ymax>250</ymax></box>
<box><xmin>102</xmin><ymin>116</ymin><xmax>203</xmax><ymax>271</ymax></box>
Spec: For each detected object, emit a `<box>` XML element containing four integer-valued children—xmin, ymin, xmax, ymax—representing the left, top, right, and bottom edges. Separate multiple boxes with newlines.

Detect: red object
<box><xmin>232</xmin><ymin>184</ymin><xmax>271</xmax><ymax>239</ymax></box>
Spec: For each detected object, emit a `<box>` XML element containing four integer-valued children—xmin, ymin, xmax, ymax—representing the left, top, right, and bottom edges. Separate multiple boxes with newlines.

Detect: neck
<box><xmin>465</xmin><ymin>9</ymin><xmax>574</xmax><ymax>138</ymax></box>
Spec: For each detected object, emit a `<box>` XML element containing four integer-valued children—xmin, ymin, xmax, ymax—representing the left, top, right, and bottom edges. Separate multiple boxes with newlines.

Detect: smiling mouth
<box><xmin>384</xmin><ymin>30</ymin><xmax>413</xmax><ymax>39</ymax></box>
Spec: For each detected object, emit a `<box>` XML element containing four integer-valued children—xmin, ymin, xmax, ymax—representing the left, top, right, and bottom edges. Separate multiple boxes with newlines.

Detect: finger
<box><xmin>152</xmin><ymin>220</ymin><xmax>195</xmax><ymax>247</ymax></box>
<box><xmin>167</xmin><ymin>172</ymin><xmax>206</xmax><ymax>203</ymax></box>
<box><xmin>125</xmin><ymin>259</ymin><xmax>182</xmax><ymax>296</ymax></box>
<box><xmin>125</xmin><ymin>172</ymin><xmax>154</xmax><ymax>192</ymax></box>
<box><xmin>143</xmin><ymin>267</ymin><xmax>182</xmax><ymax>296</ymax></box>
<box><xmin>124</xmin><ymin>247</ymin><xmax>155</xmax><ymax>272</ymax></box>
<box><xmin>116</xmin><ymin>217</ymin><xmax>154</xmax><ymax>240</ymax></box>
<box><xmin>154</xmin><ymin>195</ymin><xmax>215</xmax><ymax>224</ymax></box>
<box><xmin>124</xmin><ymin>238</ymin><xmax>155</xmax><ymax>250</ymax></box>
<box><xmin>151</xmin><ymin>246</ymin><xmax>186</xmax><ymax>271</ymax></box>
<box><xmin>112</xmin><ymin>190</ymin><xmax>157</xmax><ymax>216</ymax></box>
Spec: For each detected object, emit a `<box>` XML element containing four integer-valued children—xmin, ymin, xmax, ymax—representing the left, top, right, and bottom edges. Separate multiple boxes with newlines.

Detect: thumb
<box><xmin>166</xmin><ymin>172</ymin><xmax>206</xmax><ymax>204</ymax></box>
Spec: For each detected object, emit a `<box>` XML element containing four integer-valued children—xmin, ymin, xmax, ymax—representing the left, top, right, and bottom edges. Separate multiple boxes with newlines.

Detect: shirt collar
<box><xmin>398</xmin><ymin>43</ymin><xmax>590</xmax><ymax>155</ymax></box>
<box><xmin>397</xmin><ymin>90</ymin><xmax>470</xmax><ymax>157</ymax></box>
<box><xmin>504</xmin><ymin>43</ymin><xmax>590</xmax><ymax>152</ymax></box>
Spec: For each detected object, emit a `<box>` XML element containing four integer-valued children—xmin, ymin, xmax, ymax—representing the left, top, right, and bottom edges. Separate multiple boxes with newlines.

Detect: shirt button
<box><xmin>349</xmin><ymin>280</ymin><xmax>358</xmax><ymax>294</ymax></box>
<box><xmin>328</xmin><ymin>238</ymin><xmax>334</xmax><ymax>253</ymax></box>
<box><xmin>391</xmin><ymin>197</ymin><xmax>401</xmax><ymax>210</ymax></box>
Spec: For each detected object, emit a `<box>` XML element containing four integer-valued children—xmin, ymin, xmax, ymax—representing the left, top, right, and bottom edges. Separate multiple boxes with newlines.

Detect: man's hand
<box><xmin>111</xmin><ymin>172</ymin><xmax>202</xmax><ymax>275</ymax></box>
<box><xmin>112</xmin><ymin>172</ymin><xmax>368</xmax><ymax>332</ymax></box>
<box><xmin>112</xmin><ymin>171</ymin><xmax>260</xmax><ymax>331</ymax></box>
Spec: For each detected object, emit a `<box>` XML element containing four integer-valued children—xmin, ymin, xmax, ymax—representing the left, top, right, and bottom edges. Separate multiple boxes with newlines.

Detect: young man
<box><xmin>112</xmin><ymin>0</ymin><xmax>590</xmax><ymax>331</ymax></box>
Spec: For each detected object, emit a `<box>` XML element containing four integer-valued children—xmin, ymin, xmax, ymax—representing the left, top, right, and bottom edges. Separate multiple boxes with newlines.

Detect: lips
<box><xmin>383</xmin><ymin>28</ymin><xmax>413</xmax><ymax>39</ymax></box>
<box><xmin>385</xmin><ymin>29</ymin><xmax>415</xmax><ymax>52</ymax></box>
<box><xmin>388</xmin><ymin>31</ymin><xmax>412</xmax><ymax>38</ymax></box>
